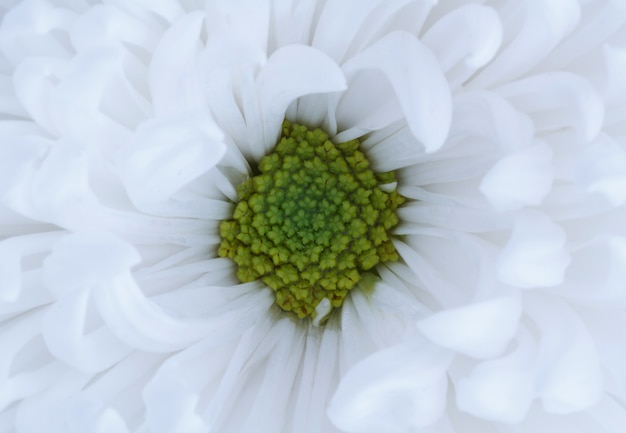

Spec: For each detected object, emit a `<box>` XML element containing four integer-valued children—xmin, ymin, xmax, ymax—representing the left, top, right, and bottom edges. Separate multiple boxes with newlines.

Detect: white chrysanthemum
<box><xmin>1</xmin><ymin>0</ymin><xmax>626</xmax><ymax>432</ymax></box>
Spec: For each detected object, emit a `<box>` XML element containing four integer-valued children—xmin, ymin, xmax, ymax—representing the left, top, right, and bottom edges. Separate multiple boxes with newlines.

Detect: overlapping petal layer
<box><xmin>0</xmin><ymin>1</ymin><xmax>625</xmax><ymax>432</ymax></box>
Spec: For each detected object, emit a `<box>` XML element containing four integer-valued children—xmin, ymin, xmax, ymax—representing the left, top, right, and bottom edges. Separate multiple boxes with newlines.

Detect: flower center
<box><xmin>218</xmin><ymin>121</ymin><xmax>404</xmax><ymax>319</ymax></box>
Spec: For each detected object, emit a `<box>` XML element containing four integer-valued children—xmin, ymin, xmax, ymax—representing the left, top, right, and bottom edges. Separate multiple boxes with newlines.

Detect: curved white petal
<box><xmin>65</xmin><ymin>399</ymin><xmax>131</xmax><ymax>433</ymax></box>
<box><xmin>42</xmin><ymin>289</ymin><xmax>133</xmax><ymax>373</ymax></box>
<box><xmin>538</xmin><ymin>2</ymin><xmax>626</xmax><ymax>72</ymax></box>
<box><xmin>29</xmin><ymin>139</ymin><xmax>104</xmax><ymax>229</ymax></box>
<box><xmin>285</xmin><ymin>320</ymin><xmax>337</xmax><ymax>433</ymax></box>
<box><xmin>557</xmin><ymin>236</ymin><xmax>626</xmax><ymax>305</ymax></box>
<box><xmin>328</xmin><ymin>338</ymin><xmax>452</xmax><ymax>432</ymax></box>
<box><xmin>12</xmin><ymin>57</ymin><xmax>67</xmax><ymax>135</ymax></box>
<box><xmin>144</xmin><ymin>383</ymin><xmax>207</xmax><ymax>433</ymax></box>
<box><xmin>149</xmin><ymin>12</ymin><xmax>207</xmax><ymax>116</ymax></box>
<box><xmin>423</xmin><ymin>5</ymin><xmax>502</xmax><ymax>88</ymax></box>
<box><xmin>0</xmin><ymin>1</ymin><xmax>624</xmax><ymax>431</ymax></box>
<box><xmin>526</xmin><ymin>296</ymin><xmax>604</xmax><ymax>414</ymax></box>
<box><xmin>451</xmin><ymin>91</ymin><xmax>535</xmax><ymax>153</ymax></box>
<box><xmin>43</xmin><ymin>232</ymin><xmax>140</xmax><ymax>298</ymax></box>
<box><xmin>470</xmin><ymin>0</ymin><xmax>581</xmax><ymax>89</ymax></box>
<box><xmin>14</xmin><ymin>370</ymin><xmax>92</xmax><ymax>433</ymax></box>
<box><xmin>31</xmin><ymin>44</ymin><xmax>142</xmax><ymax>148</ymax></box>
<box><xmin>339</xmin><ymin>31</ymin><xmax>452</xmax><ymax>152</ymax></box>
<box><xmin>0</xmin><ymin>311</ymin><xmax>66</xmax><ymax>412</ymax></box>
<box><xmin>578</xmin><ymin>133</ymin><xmax>626</xmax><ymax>206</ymax></box>
<box><xmin>497</xmin><ymin>211</ymin><xmax>571</xmax><ymax>288</ymax></box>
<box><xmin>205</xmin><ymin>0</ymin><xmax>270</xmax><ymax>55</ymax></box>
<box><xmin>125</xmin><ymin>0</ymin><xmax>184</xmax><ymax>23</ymax></box>
<box><xmin>0</xmin><ymin>0</ymin><xmax>76</xmax><ymax>65</ymax></box>
<box><xmin>115</xmin><ymin>113</ymin><xmax>227</xmax><ymax>215</ymax></box>
<box><xmin>0</xmin><ymin>75</ymin><xmax>28</xmax><ymax>118</ymax></box>
<box><xmin>455</xmin><ymin>328</ymin><xmax>537</xmax><ymax>423</ymax></box>
<box><xmin>600</xmin><ymin>45</ymin><xmax>626</xmax><ymax>105</ymax></box>
<box><xmin>497</xmin><ymin>72</ymin><xmax>605</xmax><ymax>141</ymax></box>
<box><xmin>480</xmin><ymin>141</ymin><xmax>554</xmax><ymax>212</ymax></box>
<box><xmin>69</xmin><ymin>4</ymin><xmax>161</xmax><ymax>52</ymax></box>
<box><xmin>143</xmin><ymin>337</ymin><xmax>233</xmax><ymax>433</ymax></box>
<box><xmin>417</xmin><ymin>293</ymin><xmax>522</xmax><ymax>359</ymax></box>
<box><xmin>312</xmin><ymin>0</ymin><xmax>414</xmax><ymax>63</ymax></box>
<box><xmin>44</xmin><ymin>234</ymin><xmax>230</xmax><ymax>354</ymax></box>
<box><xmin>94</xmin><ymin>276</ymin><xmax>273</xmax><ymax>353</ymax></box>
<box><xmin>0</xmin><ymin>231</ymin><xmax>62</xmax><ymax>303</ymax></box>
<box><xmin>255</xmin><ymin>44</ymin><xmax>347</xmax><ymax>155</ymax></box>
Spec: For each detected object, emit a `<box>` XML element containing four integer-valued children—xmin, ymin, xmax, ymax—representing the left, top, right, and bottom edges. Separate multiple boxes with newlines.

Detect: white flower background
<box><xmin>1</xmin><ymin>0</ymin><xmax>626</xmax><ymax>432</ymax></box>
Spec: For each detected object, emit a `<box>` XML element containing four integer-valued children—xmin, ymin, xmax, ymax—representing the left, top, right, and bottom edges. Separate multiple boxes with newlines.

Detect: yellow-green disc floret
<box><xmin>218</xmin><ymin>120</ymin><xmax>405</xmax><ymax>319</ymax></box>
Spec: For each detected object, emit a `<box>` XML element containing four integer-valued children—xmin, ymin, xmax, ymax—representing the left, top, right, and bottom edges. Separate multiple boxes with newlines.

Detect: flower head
<box><xmin>0</xmin><ymin>1</ymin><xmax>625</xmax><ymax>432</ymax></box>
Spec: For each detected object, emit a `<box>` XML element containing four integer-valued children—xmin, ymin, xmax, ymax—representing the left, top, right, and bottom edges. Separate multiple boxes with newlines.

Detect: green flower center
<box><xmin>218</xmin><ymin>120</ymin><xmax>404</xmax><ymax>319</ymax></box>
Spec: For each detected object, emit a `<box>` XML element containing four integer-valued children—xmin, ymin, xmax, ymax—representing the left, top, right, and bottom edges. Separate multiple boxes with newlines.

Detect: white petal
<box><xmin>47</xmin><ymin>45</ymin><xmax>139</xmax><ymax>146</ymax></box>
<box><xmin>337</xmin><ymin>298</ymin><xmax>377</xmax><ymax>375</ymax></box>
<box><xmin>288</xmin><ymin>323</ymin><xmax>339</xmax><ymax>433</ymax></box>
<box><xmin>396</xmin><ymin>199</ymin><xmax>510</xmax><ymax>234</ymax></box>
<box><xmin>41</xmin><ymin>289</ymin><xmax>133</xmax><ymax>373</ymax></box>
<box><xmin>361</xmin><ymin>124</ymin><xmax>425</xmax><ymax>171</ymax></box>
<box><xmin>0</xmin><ymin>312</ymin><xmax>66</xmax><ymax>412</ymax></box>
<box><xmin>328</xmin><ymin>338</ymin><xmax>452</xmax><ymax>432</ymax></box>
<box><xmin>312</xmin><ymin>298</ymin><xmax>331</xmax><ymax>326</ymax></box>
<box><xmin>557</xmin><ymin>236</ymin><xmax>626</xmax><ymax>305</ymax></box>
<box><xmin>423</xmin><ymin>5</ymin><xmax>502</xmax><ymax>88</ymax></box>
<box><xmin>14</xmin><ymin>370</ymin><xmax>93</xmax><ymax>433</ymax></box>
<box><xmin>455</xmin><ymin>329</ymin><xmax>537</xmax><ymax>423</ymax></box>
<box><xmin>0</xmin><ymin>75</ymin><xmax>28</xmax><ymax>118</ymax></box>
<box><xmin>537</xmin><ymin>2</ymin><xmax>626</xmax><ymax>72</ymax></box>
<box><xmin>600</xmin><ymin>45</ymin><xmax>626</xmax><ymax>105</ymax></box>
<box><xmin>236</xmin><ymin>319</ymin><xmax>305</xmax><ymax>433</ymax></box>
<box><xmin>43</xmin><ymin>232</ymin><xmax>140</xmax><ymax>298</ymax></box>
<box><xmin>255</xmin><ymin>44</ymin><xmax>346</xmax><ymax>154</ymax></box>
<box><xmin>541</xmin><ymin>334</ymin><xmax>603</xmax><ymax>414</ymax></box>
<box><xmin>115</xmin><ymin>113</ymin><xmax>226</xmax><ymax>214</ymax></box>
<box><xmin>69</xmin><ymin>4</ymin><xmax>160</xmax><ymax>52</ymax></box>
<box><xmin>470</xmin><ymin>0</ymin><xmax>581</xmax><ymax>88</ymax></box>
<box><xmin>125</xmin><ymin>0</ymin><xmax>184</xmax><ymax>23</ymax></box>
<box><xmin>497</xmin><ymin>72</ymin><xmax>605</xmax><ymax>141</ymax></box>
<box><xmin>588</xmin><ymin>396</ymin><xmax>626</xmax><ymax>433</ymax></box>
<box><xmin>578</xmin><ymin>133</ymin><xmax>626</xmax><ymax>206</ymax></box>
<box><xmin>96</xmin><ymin>275</ymin><xmax>273</xmax><ymax>353</ymax></box>
<box><xmin>204</xmin><ymin>313</ymin><xmax>303</xmax><ymax>431</ymax></box>
<box><xmin>0</xmin><ymin>0</ymin><xmax>75</xmax><ymax>65</ymax></box>
<box><xmin>205</xmin><ymin>0</ymin><xmax>270</xmax><ymax>56</ymax></box>
<box><xmin>144</xmin><ymin>383</ymin><xmax>207</xmax><ymax>433</ymax></box>
<box><xmin>0</xmin><ymin>137</ymin><xmax>51</xmax><ymax>212</ymax></box>
<box><xmin>417</xmin><ymin>294</ymin><xmax>522</xmax><ymax>359</ymax></box>
<box><xmin>497</xmin><ymin>212</ymin><xmax>571</xmax><ymax>288</ymax></box>
<box><xmin>480</xmin><ymin>141</ymin><xmax>554</xmax><ymax>212</ymax></box>
<box><xmin>582</xmin><ymin>310</ymin><xmax>626</xmax><ymax>400</ymax></box>
<box><xmin>12</xmin><ymin>56</ymin><xmax>67</xmax><ymax>135</ymax></box>
<box><xmin>451</xmin><ymin>91</ymin><xmax>535</xmax><ymax>153</ymax></box>
<box><xmin>526</xmin><ymin>296</ymin><xmax>604</xmax><ymax>414</ymax></box>
<box><xmin>29</xmin><ymin>139</ymin><xmax>104</xmax><ymax>228</ymax></box>
<box><xmin>65</xmin><ymin>400</ymin><xmax>130</xmax><ymax>433</ymax></box>
<box><xmin>95</xmin><ymin>278</ymin><xmax>243</xmax><ymax>353</ymax></box>
<box><xmin>299</xmin><ymin>323</ymin><xmax>339</xmax><ymax>433</ymax></box>
<box><xmin>148</xmin><ymin>12</ymin><xmax>207</xmax><ymax>116</ymax></box>
<box><xmin>0</xmin><ymin>231</ymin><xmax>62</xmax><ymax>303</ymax></box>
<box><xmin>269</xmin><ymin>0</ymin><xmax>317</xmax><ymax>48</ymax></box>
<box><xmin>312</xmin><ymin>0</ymin><xmax>414</xmax><ymax>63</ymax></box>
<box><xmin>333</xmin><ymin>69</ymin><xmax>403</xmax><ymax>142</ymax></box>
<box><xmin>339</xmin><ymin>31</ymin><xmax>451</xmax><ymax>152</ymax></box>
<box><xmin>144</xmin><ymin>330</ymin><xmax>259</xmax><ymax>433</ymax></box>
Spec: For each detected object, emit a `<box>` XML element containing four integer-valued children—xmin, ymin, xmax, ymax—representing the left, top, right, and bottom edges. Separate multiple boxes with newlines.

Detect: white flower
<box><xmin>0</xmin><ymin>1</ymin><xmax>625</xmax><ymax>432</ymax></box>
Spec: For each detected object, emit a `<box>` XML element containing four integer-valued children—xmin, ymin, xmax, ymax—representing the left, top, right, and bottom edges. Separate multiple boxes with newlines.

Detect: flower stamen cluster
<box><xmin>219</xmin><ymin>121</ymin><xmax>404</xmax><ymax>319</ymax></box>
